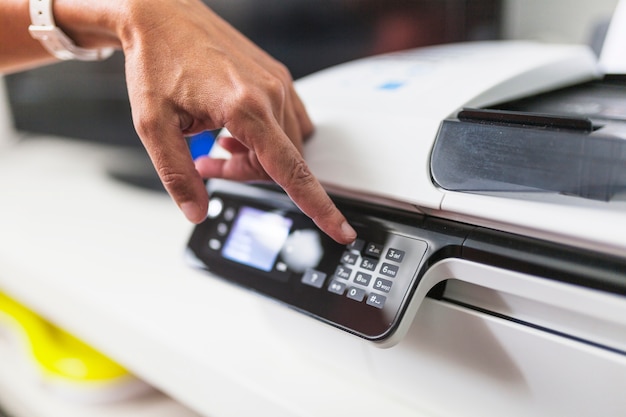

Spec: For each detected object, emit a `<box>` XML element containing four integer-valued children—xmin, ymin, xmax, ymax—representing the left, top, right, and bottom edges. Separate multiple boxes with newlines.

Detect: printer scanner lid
<box><xmin>299</xmin><ymin>41</ymin><xmax>600</xmax><ymax>211</ymax></box>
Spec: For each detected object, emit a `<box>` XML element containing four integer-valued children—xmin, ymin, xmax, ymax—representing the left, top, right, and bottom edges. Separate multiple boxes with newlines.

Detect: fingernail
<box><xmin>180</xmin><ymin>201</ymin><xmax>203</xmax><ymax>223</ymax></box>
<box><xmin>341</xmin><ymin>221</ymin><xmax>357</xmax><ymax>242</ymax></box>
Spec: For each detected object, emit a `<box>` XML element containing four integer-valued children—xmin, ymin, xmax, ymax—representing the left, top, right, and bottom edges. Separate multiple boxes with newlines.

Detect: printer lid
<box><xmin>430</xmin><ymin>0</ymin><xmax>626</xmax><ymax>203</ymax></box>
<box><xmin>299</xmin><ymin>41</ymin><xmax>600</xmax><ymax>212</ymax></box>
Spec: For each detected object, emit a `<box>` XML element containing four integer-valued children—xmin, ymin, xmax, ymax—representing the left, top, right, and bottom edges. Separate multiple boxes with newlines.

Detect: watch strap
<box><xmin>28</xmin><ymin>0</ymin><xmax>115</xmax><ymax>61</ymax></box>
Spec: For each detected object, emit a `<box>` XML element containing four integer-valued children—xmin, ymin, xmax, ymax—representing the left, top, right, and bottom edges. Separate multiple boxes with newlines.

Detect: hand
<box><xmin>117</xmin><ymin>0</ymin><xmax>357</xmax><ymax>244</ymax></box>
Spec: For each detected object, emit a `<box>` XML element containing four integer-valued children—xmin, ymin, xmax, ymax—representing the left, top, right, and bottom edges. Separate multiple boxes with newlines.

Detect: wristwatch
<box><xmin>28</xmin><ymin>0</ymin><xmax>115</xmax><ymax>61</ymax></box>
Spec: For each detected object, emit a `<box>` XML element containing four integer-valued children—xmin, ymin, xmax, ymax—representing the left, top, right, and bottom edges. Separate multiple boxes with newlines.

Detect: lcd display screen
<box><xmin>222</xmin><ymin>206</ymin><xmax>293</xmax><ymax>272</ymax></box>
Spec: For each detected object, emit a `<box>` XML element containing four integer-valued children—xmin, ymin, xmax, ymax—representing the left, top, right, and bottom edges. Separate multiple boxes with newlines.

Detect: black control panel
<box><xmin>187</xmin><ymin>180</ymin><xmax>469</xmax><ymax>341</ymax></box>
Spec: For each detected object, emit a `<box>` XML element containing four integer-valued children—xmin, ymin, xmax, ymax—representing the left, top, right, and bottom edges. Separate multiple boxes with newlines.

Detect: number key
<box><xmin>360</xmin><ymin>258</ymin><xmax>378</xmax><ymax>271</ymax></box>
<box><xmin>354</xmin><ymin>272</ymin><xmax>372</xmax><ymax>286</ymax></box>
<box><xmin>386</xmin><ymin>248</ymin><xmax>405</xmax><ymax>263</ymax></box>
<box><xmin>364</xmin><ymin>243</ymin><xmax>384</xmax><ymax>259</ymax></box>
<box><xmin>334</xmin><ymin>265</ymin><xmax>352</xmax><ymax>279</ymax></box>
<box><xmin>380</xmin><ymin>263</ymin><xmax>399</xmax><ymax>278</ymax></box>
<box><xmin>341</xmin><ymin>251</ymin><xmax>359</xmax><ymax>265</ymax></box>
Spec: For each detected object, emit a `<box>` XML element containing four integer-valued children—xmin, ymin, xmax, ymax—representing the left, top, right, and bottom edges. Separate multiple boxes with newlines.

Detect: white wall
<box><xmin>0</xmin><ymin>78</ymin><xmax>18</xmax><ymax>150</ymax></box>
<box><xmin>502</xmin><ymin>0</ymin><xmax>619</xmax><ymax>44</ymax></box>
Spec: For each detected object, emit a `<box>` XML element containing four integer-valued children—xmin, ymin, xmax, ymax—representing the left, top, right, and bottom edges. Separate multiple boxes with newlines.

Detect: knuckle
<box><xmin>231</xmin><ymin>85</ymin><xmax>267</xmax><ymax>116</ymax></box>
<box><xmin>273</xmin><ymin>62</ymin><xmax>293</xmax><ymax>83</ymax></box>
<box><xmin>157</xmin><ymin>166</ymin><xmax>192</xmax><ymax>198</ymax></box>
<box><xmin>312</xmin><ymin>198</ymin><xmax>338</xmax><ymax>222</ymax></box>
<box><xmin>133</xmin><ymin>112</ymin><xmax>160</xmax><ymax>139</ymax></box>
<box><xmin>260</xmin><ymin>74</ymin><xmax>286</xmax><ymax>105</ymax></box>
<box><xmin>290</xmin><ymin>159</ymin><xmax>316</xmax><ymax>185</ymax></box>
<box><xmin>292</xmin><ymin>160</ymin><xmax>336</xmax><ymax>219</ymax></box>
<box><xmin>248</xmin><ymin>153</ymin><xmax>269</xmax><ymax>178</ymax></box>
<box><xmin>287</xmin><ymin>160</ymin><xmax>334</xmax><ymax>219</ymax></box>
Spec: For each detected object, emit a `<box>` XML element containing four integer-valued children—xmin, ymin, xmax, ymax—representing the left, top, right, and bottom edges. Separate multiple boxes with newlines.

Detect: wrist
<box><xmin>41</xmin><ymin>0</ymin><xmax>123</xmax><ymax>55</ymax></box>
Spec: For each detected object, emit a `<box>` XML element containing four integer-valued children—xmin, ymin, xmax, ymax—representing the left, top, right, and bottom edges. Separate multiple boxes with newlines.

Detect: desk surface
<box><xmin>0</xmin><ymin>137</ymin><xmax>423</xmax><ymax>417</ymax></box>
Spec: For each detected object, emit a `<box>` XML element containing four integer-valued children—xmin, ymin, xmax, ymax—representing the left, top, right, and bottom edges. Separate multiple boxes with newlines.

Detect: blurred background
<box><xmin>3</xmin><ymin>0</ymin><xmax>619</xmax><ymax>149</ymax></box>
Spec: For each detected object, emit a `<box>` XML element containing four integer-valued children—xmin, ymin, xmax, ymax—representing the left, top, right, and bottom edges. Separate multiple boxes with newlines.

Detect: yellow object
<box><xmin>0</xmin><ymin>291</ymin><xmax>150</xmax><ymax>403</ymax></box>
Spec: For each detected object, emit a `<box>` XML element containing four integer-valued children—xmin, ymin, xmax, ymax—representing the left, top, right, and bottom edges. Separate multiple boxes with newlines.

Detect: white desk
<box><xmin>0</xmin><ymin>137</ymin><xmax>422</xmax><ymax>417</ymax></box>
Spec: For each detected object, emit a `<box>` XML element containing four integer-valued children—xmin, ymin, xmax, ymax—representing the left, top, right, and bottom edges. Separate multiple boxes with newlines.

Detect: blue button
<box><xmin>188</xmin><ymin>130</ymin><xmax>216</xmax><ymax>160</ymax></box>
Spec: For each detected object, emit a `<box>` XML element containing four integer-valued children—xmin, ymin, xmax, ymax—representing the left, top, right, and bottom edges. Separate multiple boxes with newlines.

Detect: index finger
<box><xmin>253</xmin><ymin>122</ymin><xmax>357</xmax><ymax>244</ymax></box>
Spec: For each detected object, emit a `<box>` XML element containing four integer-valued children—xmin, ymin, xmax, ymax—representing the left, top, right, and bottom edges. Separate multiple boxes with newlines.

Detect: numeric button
<box><xmin>346</xmin><ymin>287</ymin><xmax>366</xmax><ymax>302</ymax></box>
<box><xmin>334</xmin><ymin>265</ymin><xmax>352</xmax><ymax>279</ymax></box>
<box><xmin>380</xmin><ymin>263</ymin><xmax>399</xmax><ymax>278</ymax></box>
<box><xmin>374</xmin><ymin>278</ymin><xmax>393</xmax><ymax>293</ymax></box>
<box><xmin>341</xmin><ymin>251</ymin><xmax>358</xmax><ymax>265</ymax></box>
<box><xmin>386</xmin><ymin>248</ymin><xmax>405</xmax><ymax>262</ymax></box>
<box><xmin>353</xmin><ymin>272</ymin><xmax>372</xmax><ymax>287</ymax></box>
<box><xmin>364</xmin><ymin>243</ymin><xmax>384</xmax><ymax>259</ymax></box>
<box><xmin>360</xmin><ymin>258</ymin><xmax>378</xmax><ymax>271</ymax></box>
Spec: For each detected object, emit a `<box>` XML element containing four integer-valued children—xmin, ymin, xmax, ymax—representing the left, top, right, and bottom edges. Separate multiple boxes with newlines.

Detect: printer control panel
<box><xmin>187</xmin><ymin>180</ymin><xmax>435</xmax><ymax>341</ymax></box>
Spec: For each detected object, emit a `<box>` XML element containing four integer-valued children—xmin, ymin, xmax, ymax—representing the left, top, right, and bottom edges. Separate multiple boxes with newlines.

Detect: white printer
<box><xmin>187</xmin><ymin>12</ymin><xmax>626</xmax><ymax>417</ymax></box>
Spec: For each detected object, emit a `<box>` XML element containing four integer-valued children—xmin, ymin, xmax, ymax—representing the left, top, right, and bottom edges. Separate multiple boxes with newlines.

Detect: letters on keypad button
<box><xmin>374</xmin><ymin>278</ymin><xmax>393</xmax><ymax>293</ymax></box>
<box><xmin>386</xmin><ymin>248</ymin><xmax>405</xmax><ymax>263</ymax></box>
<box><xmin>341</xmin><ymin>251</ymin><xmax>358</xmax><ymax>265</ymax></box>
<box><xmin>360</xmin><ymin>258</ymin><xmax>378</xmax><ymax>271</ymax></box>
<box><xmin>380</xmin><ymin>262</ymin><xmax>399</xmax><ymax>278</ymax></box>
<box><xmin>334</xmin><ymin>265</ymin><xmax>352</xmax><ymax>279</ymax></box>
<box><xmin>364</xmin><ymin>243</ymin><xmax>384</xmax><ymax>258</ymax></box>
<box><xmin>354</xmin><ymin>272</ymin><xmax>372</xmax><ymax>286</ymax></box>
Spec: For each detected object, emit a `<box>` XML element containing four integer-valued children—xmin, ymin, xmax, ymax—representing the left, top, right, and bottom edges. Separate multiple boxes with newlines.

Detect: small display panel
<box><xmin>222</xmin><ymin>206</ymin><xmax>293</xmax><ymax>272</ymax></box>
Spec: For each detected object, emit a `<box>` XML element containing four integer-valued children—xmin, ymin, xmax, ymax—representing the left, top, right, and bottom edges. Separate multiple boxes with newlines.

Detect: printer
<box><xmin>186</xmin><ymin>8</ymin><xmax>626</xmax><ymax>417</ymax></box>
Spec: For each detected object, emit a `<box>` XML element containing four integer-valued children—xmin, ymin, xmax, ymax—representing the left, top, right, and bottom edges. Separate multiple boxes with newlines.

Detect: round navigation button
<box><xmin>281</xmin><ymin>229</ymin><xmax>323</xmax><ymax>273</ymax></box>
<box><xmin>207</xmin><ymin>197</ymin><xmax>224</xmax><ymax>218</ymax></box>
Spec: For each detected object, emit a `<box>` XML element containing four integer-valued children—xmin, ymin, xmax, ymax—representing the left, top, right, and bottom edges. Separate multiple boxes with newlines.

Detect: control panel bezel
<box><xmin>187</xmin><ymin>180</ymin><xmax>469</xmax><ymax>341</ymax></box>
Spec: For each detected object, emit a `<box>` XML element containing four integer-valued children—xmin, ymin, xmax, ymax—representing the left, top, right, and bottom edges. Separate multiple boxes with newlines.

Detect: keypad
<box><xmin>324</xmin><ymin>237</ymin><xmax>418</xmax><ymax>310</ymax></box>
